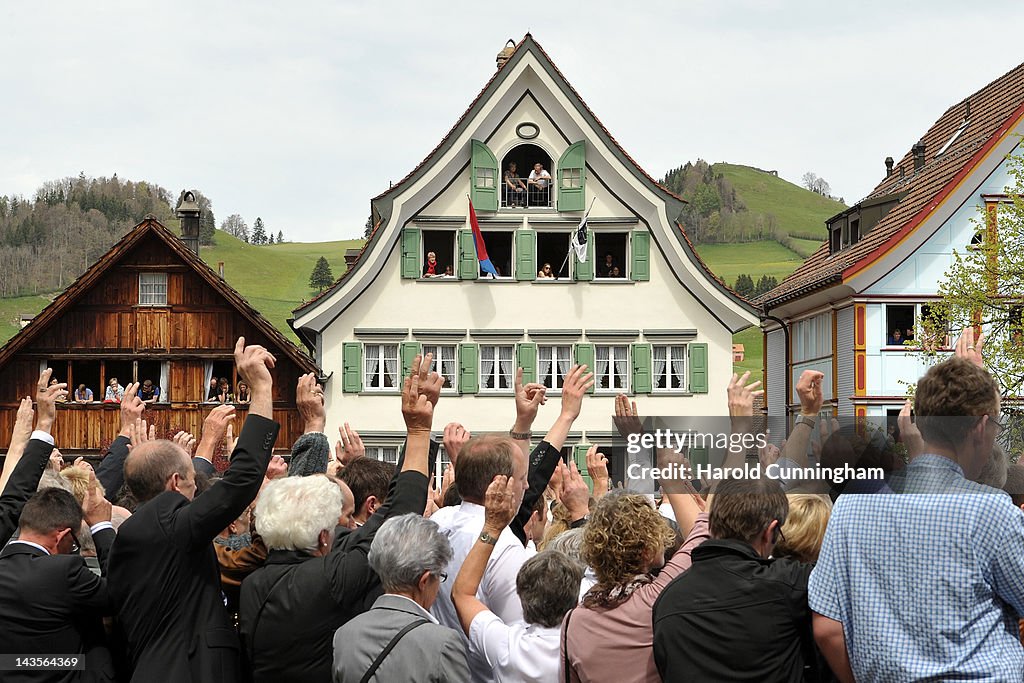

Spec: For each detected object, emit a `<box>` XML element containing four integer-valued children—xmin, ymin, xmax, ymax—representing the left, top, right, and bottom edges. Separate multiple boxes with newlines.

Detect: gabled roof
<box><xmin>0</xmin><ymin>218</ymin><xmax>320</xmax><ymax>375</ymax></box>
<box><xmin>761</xmin><ymin>61</ymin><xmax>1024</xmax><ymax>309</ymax></box>
<box><xmin>293</xmin><ymin>34</ymin><xmax>756</xmax><ymax>320</ymax></box>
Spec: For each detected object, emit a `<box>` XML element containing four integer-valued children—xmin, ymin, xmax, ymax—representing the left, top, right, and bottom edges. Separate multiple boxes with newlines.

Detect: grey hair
<box><xmin>976</xmin><ymin>443</ymin><xmax>1008</xmax><ymax>489</ymax></box>
<box><xmin>255</xmin><ymin>475</ymin><xmax>343</xmax><ymax>553</ymax></box>
<box><xmin>545</xmin><ymin>527</ymin><xmax>585</xmax><ymax>562</ymax></box>
<box><xmin>369</xmin><ymin>514</ymin><xmax>452</xmax><ymax>593</ymax></box>
<box><xmin>37</xmin><ymin>470</ymin><xmax>72</xmax><ymax>492</ymax></box>
<box><xmin>517</xmin><ymin>550</ymin><xmax>583</xmax><ymax>627</ymax></box>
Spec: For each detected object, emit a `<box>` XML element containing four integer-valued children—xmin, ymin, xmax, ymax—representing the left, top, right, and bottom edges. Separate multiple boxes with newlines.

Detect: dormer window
<box><xmin>935</xmin><ymin>118</ymin><xmax>970</xmax><ymax>159</ymax></box>
<box><xmin>139</xmin><ymin>273</ymin><xmax>168</xmax><ymax>306</ymax></box>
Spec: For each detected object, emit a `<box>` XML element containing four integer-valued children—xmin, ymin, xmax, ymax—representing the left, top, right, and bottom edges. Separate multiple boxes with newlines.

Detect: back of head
<box><xmin>545</xmin><ymin>527</ymin><xmax>585</xmax><ymax>562</ymax></box>
<box><xmin>517</xmin><ymin>550</ymin><xmax>583</xmax><ymax>628</ymax></box>
<box><xmin>255</xmin><ymin>475</ymin><xmax>343</xmax><ymax>553</ymax></box>
<box><xmin>774</xmin><ymin>494</ymin><xmax>831</xmax><ymax>563</ymax></box>
<box><xmin>455</xmin><ymin>435</ymin><xmax>517</xmax><ymax>502</ymax></box>
<box><xmin>61</xmin><ymin>466</ymin><xmax>105</xmax><ymax>504</ymax></box>
<box><xmin>369</xmin><ymin>513</ymin><xmax>452</xmax><ymax>593</ymax></box>
<box><xmin>709</xmin><ymin>478</ymin><xmax>789</xmax><ymax>545</ymax></box>
<box><xmin>340</xmin><ymin>457</ymin><xmax>394</xmax><ymax>511</ymax></box>
<box><xmin>37</xmin><ymin>470</ymin><xmax>72</xmax><ymax>493</ymax></box>
<box><xmin>582</xmin><ymin>492</ymin><xmax>673</xmax><ymax>594</ymax></box>
<box><xmin>125</xmin><ymin>440</ymin><xmax>191</xmax><ymax>503</ymax></box>
<box><xmin>915</xmin><ymin>356</ymin><xmax>999</xmax><ymax>447</ymax></box>
<box><xmin>1004</xmin><ymin>463</ymin><xmax>1024</xmax><ymax>508</ymax></box>
<box><xmin>976</xmin><ymin>443</ymin><xmax>1008</xmax><ymax>489</ymax></box>
<box><xmin>20</xmin><ymin>488</ymin><xmax>82</xmax><ymax>537</ymax></box>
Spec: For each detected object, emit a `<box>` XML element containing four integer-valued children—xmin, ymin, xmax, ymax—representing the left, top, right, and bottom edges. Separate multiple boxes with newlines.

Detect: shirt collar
<box><xmin>7</xmin><ymin>540</ymin><xmax>50</xmax><ymax>555</ymax></box>
<box><xmin>909</xmin><ymin>453</ymin><xmax>965</xmax><ymax>477</ymax></box>
<box><xmin>377</xmin><ymin>594</ymin><xmax>439</xmax><ymax>623</ymax></box>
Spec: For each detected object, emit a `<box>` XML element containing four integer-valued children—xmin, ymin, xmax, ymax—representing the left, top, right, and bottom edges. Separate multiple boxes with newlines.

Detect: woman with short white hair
<box><xmin>254</xmin><ymin>475</ymin><xmax>343</xmax><ymax>554</ymax></box>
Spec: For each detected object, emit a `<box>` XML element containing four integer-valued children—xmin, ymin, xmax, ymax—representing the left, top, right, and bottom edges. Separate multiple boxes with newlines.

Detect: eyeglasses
<box><xmin>69</xmin><ymin>529</ymin><xmax>80</xmax><ymax>554</ymax></box>
<box><xmin>985</xmin><ymin>414</ymin><xmax>1005</xmax><ymax>435</ymax></box>
<box><xmin>435</xmin><ymin>572</ymin><xmax>448</xmax><ymax>583</ymax></box>
<box><xmin>773</xmin><ymin>522</ymin><xmax>786</xmax><ymax>545</ymax></box>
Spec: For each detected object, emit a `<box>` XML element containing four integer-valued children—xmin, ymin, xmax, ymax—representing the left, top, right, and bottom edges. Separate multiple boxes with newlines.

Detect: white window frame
<box><xmin>365</xmin><ymin>445</ymin><xmax>400</xmax><ymax>465</ymax></box>
<box><xmin>882</xmin><ymin>304</ymin><xmax>917</xmax><ymax>348</ymax></box>
<box><xmin>421</xmin><ymin>229</ymin><xmax>458</xmax><ymax>279</ymax></box>
<box><xmin>480</xmin><ymin>344</ymin><xmax>514</xmax><ymax>392</ymax></box>
<box><xmin>535</xmin><ymin>231</ymin><xmax>572</xmax><ymax>280</ymax></box>
<box><xmin>792</xmin><ymin>313</ymin><xmax>832</xmax><ymax>361</ymax></box>
<box><xmin>423</xmin><ymin>344</ymin><xmax>458</xmax><ymax>393</ymax></box>
<box><xmin>595</xmin><ymin>344</ymin><xmax>629</xmax><ymax>393</ymax></box>
<box><xmin>434</xmin><ymin>444</ymin><xmax>452</xmax><ymax>491</ymax></box>
<box><xmin>538</xmin><ymin>345</ymin><xmax>573</xmax><ymax>392</ymax></box>
<box><xmin>363</xmin><ymin>343</ymin><xmax>400</xmax><ymax>391</ymax></box>
<box><xmin>652</xmin><ymin>344</ymin><xmax>688</xmax><ymax>392</ymax></box>
<box><xmin>139</xmin><ymin>272</ymin><xmax>168</xmax><ymax>306</ymax></box>
<box><xmin>593</xmin><ymin>232</ymin><xmax>630</xmax><ymax>280</ymax></box>
<box><xmin>479</xmin><ymin>230</ymin><xmax>515</xmax><ymax>279</ymax></box>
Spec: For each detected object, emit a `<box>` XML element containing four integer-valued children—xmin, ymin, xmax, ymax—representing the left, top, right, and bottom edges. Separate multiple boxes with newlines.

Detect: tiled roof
<box><xmin>761</xmin><ymin>61</ymin><xmax>1024</xmax><ymax>308</ymax></box>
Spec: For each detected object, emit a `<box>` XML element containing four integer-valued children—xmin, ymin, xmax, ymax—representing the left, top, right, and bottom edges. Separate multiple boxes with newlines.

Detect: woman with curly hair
<box><xmin>560</xmin><ymin>485</ymin><xmax>705</xmax><ymax>682</ymax></box>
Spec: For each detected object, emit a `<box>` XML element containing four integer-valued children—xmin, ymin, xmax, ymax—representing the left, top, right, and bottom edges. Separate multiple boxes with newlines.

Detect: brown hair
<box><xmin>709</xmin><ymin>478</ymin><xmax>789</xmax><ymax>545</ymax></box>
<box><xmin>455</xmin><ymin>435</ymin><xmax>517</xmax><ymax>502</ymax></box>
<box><xmin>915</xmin><ymin>356</ymin><xmax>999</xmax><ymax>447</ymax></box>
<box><xmin>125</xmin><ymin>440</ymin><xmax>190</xmax><ymax>503</ymax></box>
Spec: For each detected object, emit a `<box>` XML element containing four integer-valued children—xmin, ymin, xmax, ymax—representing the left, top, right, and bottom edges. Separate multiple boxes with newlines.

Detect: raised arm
<box><xmin>778</xmin><ymin>370</ymin><xmax>824</xmax><ymax>468</ymax></box>
<box><xmin>96</xmin><ymin>382</ymin><xmax>143</xmax><ymax>500</ymax></box>
<box><xmin>724</xmin><ymin>372</ymin><xmax>764</xmax><ymax>469</ymax></box>
<box><xmin>0</xmin><ymin>397</ymin><xmax>35</xmax><ymax>492</ymax></box>
<box><xmin>287</xmin><ymin>373</ymin><xmax>331</xmax><ymax>476</ymax></box>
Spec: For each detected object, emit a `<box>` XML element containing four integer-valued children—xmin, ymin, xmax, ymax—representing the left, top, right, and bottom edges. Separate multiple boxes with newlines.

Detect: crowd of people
<box><xmin>0</xmin><ymin>328</ymin><xmax>1022</xmax><ymax>681</ymax></box>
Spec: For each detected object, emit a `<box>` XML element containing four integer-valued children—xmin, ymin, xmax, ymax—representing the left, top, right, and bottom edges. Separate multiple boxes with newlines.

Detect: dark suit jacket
<box><xmin>332</xmin><ymin>594</ymin><xmax>469</xmax><ymax>683</ymax></box>
<box><xmin>0</xmin><ymin>437</ymin><xmax>56</xmax><ymax>546</ymax></box>
<box><xmin>0</xmin><ymin>527</ymin><xmax>116</xmax><ymax>683</ymax></box>
<box><xmin>107</xmin><ymin>414</ymin><xmax>279</xmax><ymax>683</ymax></box>
<box><xmin>239</xmin><ymin>469</ymin><xmax>429</xmax><ymax>683</ymax></box>
<box><xmin>96</xmin><ymin>436</ymin><xmax>129</xmax><ymax>504</ymax></box>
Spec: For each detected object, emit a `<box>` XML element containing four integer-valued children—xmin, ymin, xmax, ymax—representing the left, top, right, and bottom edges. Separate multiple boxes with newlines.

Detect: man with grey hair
<box><xmin>333</xmin><ymin>513</ymin><xmax>469</xmax><ymax>683</ymax></box>
<box><xmin>241</xmin><ymin>354</ymin><xmax>443</xmax><ymax>683</ymax></box>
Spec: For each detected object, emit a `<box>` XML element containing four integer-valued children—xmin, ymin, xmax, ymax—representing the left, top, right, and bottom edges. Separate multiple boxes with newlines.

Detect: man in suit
<box><xmin>0</xmin><ymin>482</ymin><xmax>116</xmax><ymax>683</ymax></box>
<box><xmin>107</xmin><ymin>337</ymin><xmax>280</xmax><ymax>683</ymax></box>
<box><xmin>0</xmin><ymin>369</ymin><xmax>66</xmax><ymax>545</ymax></box>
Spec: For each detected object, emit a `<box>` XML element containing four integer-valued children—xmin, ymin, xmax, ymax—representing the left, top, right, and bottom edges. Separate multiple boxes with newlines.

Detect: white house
<box><xmin>291</xmin><ymin>35</ymin><xmax>758</xmax><ymax>476</ymax></box>
<box><xmin>761</xmin><ymin>61</ymin><xmax>1024</xmax><ymax>421</ymax></box>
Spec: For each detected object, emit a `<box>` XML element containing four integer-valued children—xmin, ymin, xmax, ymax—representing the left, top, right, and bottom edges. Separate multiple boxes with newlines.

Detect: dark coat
<box><xmin>0</xmin><ymin>437</ymin><xmax>55</xmax><ymax>545</ymax></box>
<box><xmin>107</xmin><ymin>414</ymin><xmax>279</xmax><ymax>683</ymax></box>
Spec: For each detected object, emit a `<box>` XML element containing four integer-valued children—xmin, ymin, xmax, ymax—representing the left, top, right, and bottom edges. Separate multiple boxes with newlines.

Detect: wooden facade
<box><xmin>0</xmin><ymin>218</ymin><xmax>320</xmax><ymax>454</ymax></box>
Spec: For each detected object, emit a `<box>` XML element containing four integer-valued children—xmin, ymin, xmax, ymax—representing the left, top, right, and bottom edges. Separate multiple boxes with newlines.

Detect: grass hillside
<box><xmin>694</xmin><ymin>241</ymin><xmax>806</xmax><ymax>285</ymax></box>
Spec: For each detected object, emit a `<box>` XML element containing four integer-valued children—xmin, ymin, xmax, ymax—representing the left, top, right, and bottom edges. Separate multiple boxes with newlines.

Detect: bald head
<box><xmin>125</xmin><ymin>440</ymin><xmax>195</xmax><ymax>503</ymax></box>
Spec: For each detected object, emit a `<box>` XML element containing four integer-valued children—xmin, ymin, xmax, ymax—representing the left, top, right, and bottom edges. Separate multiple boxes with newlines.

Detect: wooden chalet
<box><xmin>0</xmin><ymin>204</ymin><xmax>320</xmax><ymax>454</ymax></box>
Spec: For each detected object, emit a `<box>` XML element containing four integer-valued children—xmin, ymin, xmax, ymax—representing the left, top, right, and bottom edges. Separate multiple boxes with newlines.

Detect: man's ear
<box><xmin>364</xmin><ymin>495</ymin><xmax>379</xmax><ymax>516</ymax></box>
<box><xmin>167</xmin><ymin>472</ymin><xmax>181</xmax><ymax>493</ymax></box>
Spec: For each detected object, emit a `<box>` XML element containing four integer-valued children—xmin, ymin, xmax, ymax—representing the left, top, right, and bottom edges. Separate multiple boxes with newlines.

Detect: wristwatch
<box><xmin>794</xmin><ymin>414</ymin><xmax>817</xmax><ymax>429</ymax></box>
<box><xmin>479</xmin><ymin>531</ymin><xmax>499</xmax><ymax>545</ymax></box>
<box><xmin>509</xmin><ymin>429</ymin><xmax>532</xmax><ymax>440</ymax></box>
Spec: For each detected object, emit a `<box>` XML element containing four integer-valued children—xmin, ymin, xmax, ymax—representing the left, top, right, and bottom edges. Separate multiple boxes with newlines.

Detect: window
<box><xmin>919</xmin><ymin>304</ymin><xmax>949</xmax><ymax>349</ymax></box>
<box><xmin>137</xmin><ymin>360</ymin><xmax>167</xmax><ymax>403</ymax></box>
<box><xmin>653</xmin><ymin>345</ymin><xmax>687</xmax><ymax>391</ymax></box>
<box><xmin>366</xmin><ymin>446</ymin><xmax>399</xmax><ymax>465</ymax></box>
<box><xmin>475</xmin><ymin>167</ymin><xmax>495</xmax><ymax>189</ymax></box>
<box><xmin>139</xmin><ymin>273</ymin><xmax>168</xmax><ymax>306</ymax></box>
<box><xmin>480</xmin><ymin>345</ymin><xmax>514</xmax><ymax>391</ymax></box>
<box><xmin>594</xmin><ymin>233</ymin><xmax>628</xmax><ymax>279</ymax></box>
<box><xmin>103</xmin><ymin>360</ymin><xmax>133</xmax><ymax>401</ymax></box>
<box><xmin>884</xmin><ymin>305</ymin><xmax>915</xmax><ymax>346</ymax></box>
<box><xmin>792</xmin><ymin>313</ymin><xmax>832</xmax><ymax>362</ymax></box>
<box><xmin>204</xmin><ymin>361</ymin><xmax>236</xmax><ymax>401</ymax></box>
<box><xmin>434</xmin><ymin>444</ymin><xmax>452</xmax><ymax>491</ymax></box>
<box><xmin>423</xmin><ymin>344</ymin><xmax>457</xmax><ymax>391</ymax></box>
<box><xmin>421</xmin><ymin>230</ymin><xmax>456</xmax><ymax>278</ymax></box>
<box><xmin>500</xmin><ymin>144</ymin><xmax>553</xmax><ymax>208</ymax></box>
<box><xmin>538</xmin><ymin>345</ymin><xmax>573</xmax><ymax>390</ymax></box>
<box><xmin>561</xmin><ymin>168</ymin><xmax>582</xmax><ymax>189</ymax></box>
<box><xmin>1011</xmin><ymin>306</ymin><xmax>1023</xmax><ymax>343</ymax></box>
<box><xmin>364</xmin><ymin>344</ymin><xmax>399</xmax><ymax>391</ymax></box>
<box><xmin>969</xmin><ymin>229</ymin><xmax>985</xmax><ymax>250</ymax></box>
<box><xmin>829</xmin><ymin>226</ymin><xmax>842</xmax><ymax>254</ymax></box>
<box><xmin>69</xmin><ymin>361</ymin><xmax>100</xmax><ymax>402</ymax></box>
<box><xmin>536</xmin><ymin>232</ymin><xmax>570</xmax><ymax>280</ymax></box>
<box><xmin>479</xmin><ymin>231</ymin><xmax>513</xmax><ymax>278</ymax></box>
<box><xmin>850</xmin><ymin>219</ymin><xmax>860</xmax><ymax>246</ymax></box>
<box><xmin>595</xmin><ymin>345</ymin><xmax>629</xmax><ymax>392</ymax></box>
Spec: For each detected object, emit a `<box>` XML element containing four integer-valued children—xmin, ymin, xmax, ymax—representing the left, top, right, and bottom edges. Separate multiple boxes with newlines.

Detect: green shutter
<box><xmin>632</xmin><ymin>343</ymin><xmax>652</xmax><ymax>394</ymax></box>
<box><xmin>342</xmin><ymin>343</ymin><xmax>362</xmax><ymax>393</ymax></box>
<box><xmin>458</xmin><ymin>230</ymin><xmax>478</xmax><ymax>280</ymax></box>
<box><xmin>688</xmin><ymin>343</ymin><xmax>708</xmax><ymax>394</ymax></box>
<box><xmin>631</xmin><ymin>231</ymin><xmax>650</xmax><ymax>282</ymax></box>
<box><xmin>515</xmin><ymin>230</ymin><xmax>535</xmax><ymax>281</ymax></box>
<box><xmin>470</xmin><ymin>140</ymin><xmax>499</xmax><ymax>212</ymax></box>
<box><xmin>574</xmin><ymin>231</ymin><xmax>593</xmax><ymax>281</ymax></box>
<box><xmin>401</xmin><ymin>228</ymin><xmax>420</xmax><ymax>279</ymax></box>
<box><xmin>575</xmin><ymin>343</ymin><xmax>595</xmax><ymax>394</ymax></box>
<box><xmin>459</xmin><ymin>343</ymin><xmax>479</xmax><ymax>394</ymax></box>
<box><xmin>688</xmin><ymin>447</ymin><xmax>710</xmax><ymax>469</ymax></box>
<box><xmin>557</xmin><ymin>141</ymin><xmax>586</xmax><ymax>212</ymax></box>
<box><xmin>517</xmin><ymin>342</ymin><xmax>537</xmax><ymax>384</ymax></box>
<box><xmin>574</xmin><ymin>444</ymin><xmax>593</xmax><ymax>492</ymax></box>
<box><xmin>400</xmin><ymin>342</ymin><xmax>420</xmax><ymax>379</ymax></box>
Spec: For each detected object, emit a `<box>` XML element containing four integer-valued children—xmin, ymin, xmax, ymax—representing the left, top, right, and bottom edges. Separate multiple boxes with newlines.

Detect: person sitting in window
<box><xmin>537</xmin><ymin>262</ymin><xmax>556</xmax><ymax>280</ymax></box>
<box><xmin>235</xmin><ymin>381</ymin><xmax>251</xmax><ymax>405</ymax></box>
<box><xmin>49</xmin><ymin>377</ymin><xmax>68</xmax><ymax>403</ymax></box>
<box><xmin>103</xmin><ymin>377</ymin><xmax>124</xmax><ymax>403</ymax></box>
<box><xmin>610</xmin><ymin>266</ymin><xmax>622</xmax><ymax>278</ymax></box>
<box><xmin>598</xmin><ymin>253</ymin><xmax>618</xmax><ymax>278</ymax></box>
<box><xmin>73</xmin><ymin>384</ymin><xmax>94</xmax><ymax>403</ymax></box>
<box><xmin>206</xmin><ymin>378</ymin><xmax>219</xmax><ymax>402</ymax></box>
<box><xmin>528</xmin><ymin>162</ymin><xmax>552</xmax><ymax>206</ymax></box>
<box><xmin>139</xmin><ymin>379</ymin><xmax>160</xmax><ymax>404</ymax></box>
<box><xmin>444</xmin><ymin>265</ymin><xmax>453</xmax><ymax>277</ymax></box>
<box><xmin>423</xmin><ymin>251</ymin><xmax>439</xmax><ymax>278</ymax></box>
<box><xmin>503</xmin><ymin>162</ymin><xmax>527</xmax><ymax>207</ymax></box>
<box><xmin>216</xmin><ymin>377</ymin><xmax>232</xmax><ymax>403</ymax></box>
<box><xmin>888</xmin><ymin>328</ymin><xmax>903</xmax><ymax>346</ymax></box>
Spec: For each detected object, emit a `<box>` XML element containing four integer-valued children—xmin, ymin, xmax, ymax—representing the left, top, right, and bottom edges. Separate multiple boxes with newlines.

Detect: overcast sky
<box><xmin>3</xmin><ymin>1</ymin><xmax>1022</xmax><ymax>241</ymax></box>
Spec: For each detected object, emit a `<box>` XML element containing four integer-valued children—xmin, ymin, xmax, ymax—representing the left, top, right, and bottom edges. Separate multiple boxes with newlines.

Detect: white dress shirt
<box><xmin>430</xmin><ymin>502</ymin><xmax>534</xmax><ymax>683</ymax></box>
<box><xmin>469</xmin><ymin>610</ymin><xmax>561</xmax><ymax>683</ymax></box>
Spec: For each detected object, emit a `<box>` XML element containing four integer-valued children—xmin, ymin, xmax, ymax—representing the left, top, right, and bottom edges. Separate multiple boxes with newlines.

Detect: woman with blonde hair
<box><xmin>773</xmin><ymin>493</ymin><xmax>832</xmax><ymax>564</ymax></box>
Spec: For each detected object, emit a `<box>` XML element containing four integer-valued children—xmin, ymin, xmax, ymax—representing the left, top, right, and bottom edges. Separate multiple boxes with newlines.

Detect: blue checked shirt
<box><xmin>809</xmin><ymin>455</ymin><xmax>1024</xmax><ymax>681</ymax></box>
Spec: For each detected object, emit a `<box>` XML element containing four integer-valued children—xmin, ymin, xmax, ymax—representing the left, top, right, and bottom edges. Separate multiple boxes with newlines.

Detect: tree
<box><xmin>220</xmin><ymin>214</ymin><xmax>249</xmax><ymax>241</ymax></box>
<box><xmin>802</xmin><ymin>171</ymin><xmax>832</xmax><ymax>197</ymax></box>
<box><xmin>733</xmin><ymin>274</ymin><xmax>755</xmax><ymax>297</ymax></box>
<box><xmin>277</xmin><ymin>230</ymin><xmax>284</xmax><ymax>244</ymax></box>
<box><xmin>251</xmin><ymin>217</ymin><xmax>266</xmax><ymax>245</ymax></box>
<box><xmin>309</xmin><ymin>256</ymin><xmax>334</xmax><ymax>292</ymax></box>
<box><xmin>933</xmin><ymin>153</ymin><xmax>1024</xmax><ymax>396</ymax></box>
<box><xmin>754</xmin><ymin>275</ymin><xmax>778</xmax><ymax>296</ymax></box>
<box><xmin>364</xmin><ymin>215</ymin><xmax>374</xmax><ymax>239</ymax></box>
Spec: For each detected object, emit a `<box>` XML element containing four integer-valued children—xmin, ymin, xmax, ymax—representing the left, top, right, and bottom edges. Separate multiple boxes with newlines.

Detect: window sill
<box><xmin>417</xmin><ymin>276</ymin><xmax>460</xmax><ymax>282</ymax></box>
<box><xmin>477</xmin><ymin>390</ymin><xmax>515</xmax><ymax>396</ymax></box>
<box><xmin>358</xmin><ymin>390</ymin><xmax>402</xmax><ymax>396</ymax></box>
<box><xmin>533</xmin><ymin>279</ymin><xmax>574</xmax><ymax>284</ymax></box>
<box><xmin>650</xmin><ymin>391</ymin><xmax>694</xmax><ymax>397</ymax></box>
<box><xmin>592</xmin><ymin>279</ymin><xmax>635</xmax><ymax>284</ymax></box>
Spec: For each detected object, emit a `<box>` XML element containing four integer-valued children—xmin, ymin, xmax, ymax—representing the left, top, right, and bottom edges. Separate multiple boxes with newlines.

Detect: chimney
<box><xmin>884</xmin><ymin>156</ymin><xmax>894</xmax><ymax>177</ymax></box>
<box><xmin>217</xmin><ymin>261</ymin><xmax>225</xmax><ymax>279</ymax></box>
<box><xmin>177</xmin><ymin>190</ymin><xmax>201</xmax><ymax>255</ymax></box>
<box><xmin>912</xmin><ymin>141</ymin><xmax>926</xmax><ymax>171</ymax></box>
<box><xmin>495</xmin><ymin>39</ymin><xmax>516</xmax><ymax>69</ymax></box>
<box><xmin>344</xmin><ymin>248</ymin><xmax>361</xmax><ymax>270</ymax></box>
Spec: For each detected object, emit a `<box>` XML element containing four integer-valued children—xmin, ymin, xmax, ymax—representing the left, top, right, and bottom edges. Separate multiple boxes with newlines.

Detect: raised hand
<box><xmin>795</xmin><ymin>370</ymin><xmax>824</xmax><ymax>417</ymax></box>
<box><xmin>35</xmin><ymin>369</ymin><xmax>67</xmax><ymax>434</ymax></box>
<box><xmin>198</xmin><ymin>405</ymin><xmax>236</xmax><ymax>459</ymax></box>
<box><xmin>47</xmin><ymin>449</ymin><xmax>65</xmax><ymax>472</ymax></box>
<box><xmin>266</xmin><ymin>454</ymin><xmax>288</xmax><ymax>480</ymax></box>
<box><xmin>234</xmin><ymin>337</ymin><xmax>275</xmax><ymax>418</ymax></box>
<box><xmin>560</xmin><ymin>364</ymin><xmax>595</xmax><ymax>421</ymax></box>
<box><xmin>72</xmin><ymin>456</ymin><xmax>95</xmax><ymax>474</ymax></box>
<box><xmin>758</xmin><ymin>440</ymin><xmax>781</xmax><ymax>469</ymax></box>
<box><xmin>402</xmin><ymin>353</ymin><xmax>437</xmax><ymax>433</ymax></box>
<box><xmin>482</xmin><ymin>475</ymin><xmax>519</xmax><ymax>535</ymax></box>
<box><xmin>585</xmin><ymin>445</ymin><xmax>610</xmax><ymax>499</ymax></box>
<box><xmin>334</xmin><ymin>423</ymin><xmax>365</xmax><ymax>466</ymax></box>
<box><xmin>558</xmin><ymin>460</ymin><xmax>591</xmax><ymax>520</ymax></box>
<box><xmin>442</xmin><ymin>422</ymin><xmax>471</xmax><ymax>466</ymax></box>
<box><xmin>82</xmin><ymin>471</ymin><xmax>112</xmax><ymax>526</ymax></box>
<box><xmin>955</xmin><ymin>327</ymin><xmax>985</xmax><ymax>369</ymax></box>
<box><xmin>127</xmin><ymin>418</ymin><xmax>155</xmax><ymax>451</ymax></box>
<box><xmin>514</xmin><ymin>368</ymin><xmax>547</xmax><ymax>431</ymax></box>
<box><xmin>295</xmin><ymin>373</ymin><xmax>327</xmax><ymax>434</ymax></box>
<box><xmin>12</xmin><ymin>397</ymin><xmax>33</xmax><ymax>443</ymax></box>
<box><xmin>898</xmin><ymin>399</ymin><xmax>923</xmax><ymax>460</ymax></box>
<box><xmin>119</xmin><ymin>382</ymin><xmax>144</xmax><ymax>437</ymax></box>
<box><xmin>172</xmin><ymin>431</ymin><xmax>197</xmax><ymax>457</ymax></box>
<box><xmin>727</xmin><ymin>371</ymin><xmax>764</xmax><ymax>418</ymax></box>
<box><xmin>613</xmin><ymin>393</ymin><xmax>643</xmax><ymax>437</ymax></box>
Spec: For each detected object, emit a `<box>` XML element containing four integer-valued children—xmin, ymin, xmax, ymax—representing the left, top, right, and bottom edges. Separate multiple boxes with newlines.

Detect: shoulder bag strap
<box><xmin>359</xmin><ymin>618</ymin><xmax>429</xmax><ymax>683</ymax></box>
<box><xmin>562</xmin><ymin>607</ymin><xmax>574</xmax><ymax>683</ymax></box>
